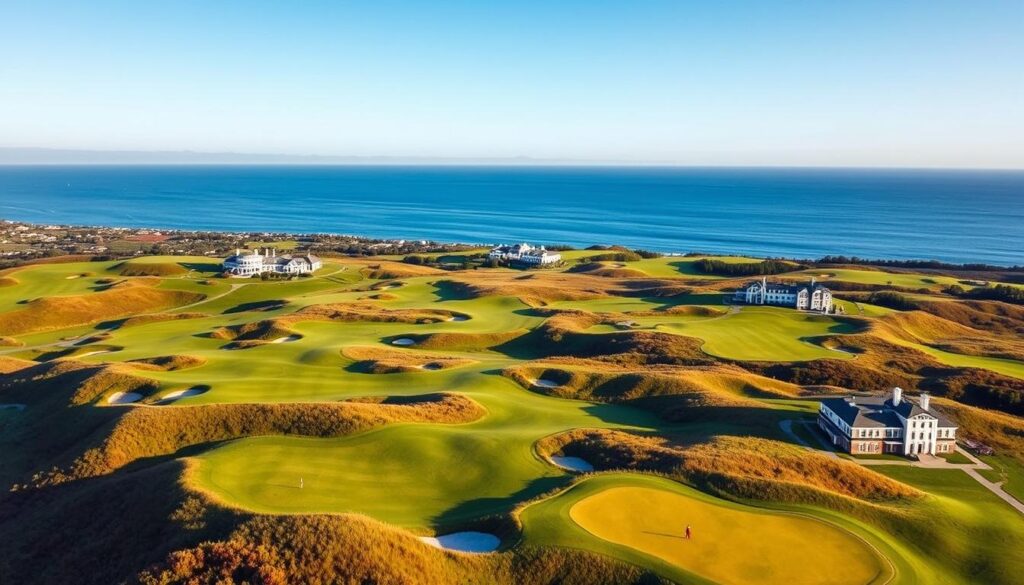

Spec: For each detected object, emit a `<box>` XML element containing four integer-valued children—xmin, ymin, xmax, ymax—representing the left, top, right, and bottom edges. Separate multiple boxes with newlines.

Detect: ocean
<box><xmin>0</xmin><ymin>165</ymin><xmax>1021</xmax><ymax>266</ymax></box>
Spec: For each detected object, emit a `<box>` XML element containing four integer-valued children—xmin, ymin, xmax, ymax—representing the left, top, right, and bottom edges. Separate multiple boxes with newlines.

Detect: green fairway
<box><xmin>519</xmin><ymin>474</ymin><xmax>893</xmax><ymax>585</ymax></box>
<box><xmin>4</xmin><ymin>254</ymin><xmax>1024</xmax><ymax>585</ymax></box>
<box><xmin>652</xmin><ymin>306</ymin><xmax>859</xmax><ymax>361</ymax></box>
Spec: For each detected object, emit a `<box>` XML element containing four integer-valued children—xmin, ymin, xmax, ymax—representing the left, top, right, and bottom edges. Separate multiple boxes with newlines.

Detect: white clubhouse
<box><xmin>488</xmin><ymin>243</ymin><xmax>562</xmax><ymax>265</ymax></box>
<box><xmin>223</xmin><ymin>248</ymin><xmax>322</xmax><ymax>277</ymax></box>
<box><xmin>734</xmin><ymin>277</ymin><xmax>834</xmax><ymax>313</ymax></box>
<box><xmin>818</xmin><ymin>388</ymin><xmax>957</xmax><ymax>457</ymax></box>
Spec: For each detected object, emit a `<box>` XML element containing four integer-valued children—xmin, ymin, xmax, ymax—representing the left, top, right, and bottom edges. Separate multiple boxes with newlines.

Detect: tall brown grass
<box><xmin>42</xmin><ymin>393</ymin><xmax>486</xmax><ymax>485</ymax></box>
<box><xmin>0</xmin><ymin>284</ymin><xmax>204</xmax><ymax>336</ymax></box>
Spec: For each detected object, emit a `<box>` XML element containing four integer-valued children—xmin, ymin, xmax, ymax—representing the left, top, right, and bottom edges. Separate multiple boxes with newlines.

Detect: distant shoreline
<box><xmin>1</xmin><ymin>165</ymin><xmax>1021</xmax><ymax>266</ymax></box>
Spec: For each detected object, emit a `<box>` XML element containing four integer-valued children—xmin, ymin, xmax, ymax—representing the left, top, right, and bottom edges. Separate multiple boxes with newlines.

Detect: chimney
<box><xmin>892</xmin><ymin>387</ymin><xmax>902</xmax><ymax>407</ymax></box>
<box><xmin>920</xmin><ymin>392</ymin><xmax>930</xmax><ymax>411</ymax></box>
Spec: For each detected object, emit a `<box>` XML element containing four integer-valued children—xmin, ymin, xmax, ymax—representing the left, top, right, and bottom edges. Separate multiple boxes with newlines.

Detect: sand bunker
<box><xmin>418</xmin><ymin>532</ymin><xmax>500</xmax><ymax>553</ymax></box>
<box><xmin>106</xmin><ymin>391</ymin><xmax>142</xmax><ymax>404</ymax></box>
<box><xmin>159</xmin><ymin>386</ymin><xmax>209</xmax><ymax>403</ymax></box>
<box><xmin>391</xmin><ymin>338</ymin><xmax>416</xmax><ymax>346</ymax></box>
<box><xmin>533</xmin><ymin>378</ymin><xmax>561</xmax><ymax>388</ymax></box>
<box><xmin>551</xmin><ymin>456</ymin><xmax>594</xmax><ymax>472</ymax></box>
<box><xmin>76</xmin><ymin>350</ymin><xmax>111</xmax><ymax>358</ymax></box>
<box><xmin>271</xmin><ymin>335</ymin><xmax>301</xmax><ymax>343</ymax></box>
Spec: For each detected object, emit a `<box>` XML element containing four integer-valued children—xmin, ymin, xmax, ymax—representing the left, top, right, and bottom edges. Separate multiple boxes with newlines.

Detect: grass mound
<box><xmin>0</xmin><ymin>336</ymin><xmax>23</xmax><ymax>347</ymax></box>
<box><xmin>0</xmin><ymin>359</ymin><xmax>159</xmax><ymax>406</ymax></box>
<box><xmin>112</xmin><ymin>260</ymin><xmax>188</xmax><ymax>277</ymax></box>
<box><xmin>210</xmin><ymin>319</ymin><xmax>298</xmax><ymax>349</ymax></box>
<box><xmin>409</xmin><ymin>329</ymin><xmax>529</xmax><ymax>351</ymax></box>
<box><xmin>39</xmin><ymin>393</ymin><xmax>485</xmax><ymax>486</ymax></box>
<box><xmin>139</xmin><ymin>512</ymin><xmax>663</xmax><ymax>585</ymax></box>
<box><xmin>934</xmin><ymin>397</ymin><xmax>1024</xmax><ymax>464</ymax></box>
<box><xmin>104</xmin><ymin>311</ymin><xmax>209</xmax><ymax>329</ymax></box>
<box><xmin>505</xmin><ymin>363</ymin><xmax>795</xmax><ymax>404</ymax></box>
<box><xmin>360</xmin><ymin>261</ymin><xmax>445</xmax><ymax>279</ymax></box>
<box><xmin>538</xmin><ymin>429</ymin><xmax>920</xmax><ymax>503</ymax></box>
<box><xmin>0</xmin><ymin>284</ymin><xmax>204</xmax><ymax>336</ymax></box>
<box><xmin>568</xmin><ymin>263</ymin><xmax>649</xmax><ymax>279</ymax></box>
<box><xmin>435</xmin><ymin>274</ymin><xmax>612</xmax><ymax>306</ymax></box>
<box><xmin>0</xmin><ymin>276</ymin><xmax>17</xmax><ymax>287</ymax></box>
<box><xmin>288</xmin><ymin>302</ymin><xmax>463</xmax><ymax>324</ymax></box>
<box><xmin>0</xmin><ymin>356</ymin><xmax>35</xmax><ymax>373</ymax></box>
<box><xmin>127</xmin><ymin>355</ymin><xmax>208</xmax><ymax>371</ymax></box>
<box><xmin>342</xmin><ymin>346</ymin><xmax>475</xmax><ymax>373</ymax></box>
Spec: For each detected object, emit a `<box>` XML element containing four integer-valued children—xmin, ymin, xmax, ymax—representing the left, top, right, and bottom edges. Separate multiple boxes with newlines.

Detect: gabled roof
<box><xmin>821</xmin><ymin>396</ymin><xmax>955</xmax><ymax>428</ymax></box>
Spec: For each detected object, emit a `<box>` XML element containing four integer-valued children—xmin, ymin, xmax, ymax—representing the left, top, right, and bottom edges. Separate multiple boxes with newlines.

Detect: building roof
<box><xmin>821</xmin><ymin>396</ymin><xmax>955</xmax><ymax>428</ymax></box>
<box><xmin>744</xmin><ymin>280</ymin><xmax>831</xmax><ymax>295</ymax></box>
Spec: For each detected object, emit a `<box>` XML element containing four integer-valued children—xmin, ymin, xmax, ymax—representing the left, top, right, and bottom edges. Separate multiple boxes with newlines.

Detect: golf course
<box><xmin>2</xmin><ymin>251</ymin><xmax>1023</xmax><ymax>584</ymax></box>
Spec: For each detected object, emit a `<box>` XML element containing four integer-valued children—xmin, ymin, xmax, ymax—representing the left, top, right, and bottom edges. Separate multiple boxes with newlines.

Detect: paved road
<box><xmin>779</xmin><ymin>419</ymin><xmax>1024</xmax><ymax>515</ymax></box>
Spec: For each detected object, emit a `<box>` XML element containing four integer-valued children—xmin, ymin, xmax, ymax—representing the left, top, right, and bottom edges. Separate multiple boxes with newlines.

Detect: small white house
<box><xmin>223</xmin><ymin>248</ymin><xmax>322</xmax><ymax>277</ymax></box>
<box><xmin>488</xmin><ymin>243</ymin><xmax>561</xmax><ymax>265</ymax></box>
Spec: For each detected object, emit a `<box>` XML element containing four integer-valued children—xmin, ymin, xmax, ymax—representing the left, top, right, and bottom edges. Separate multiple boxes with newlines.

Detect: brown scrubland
<box><xmin>0</xmin><ymin>282</ymin><xmax>204</xmax><ymax>336</ymax></box>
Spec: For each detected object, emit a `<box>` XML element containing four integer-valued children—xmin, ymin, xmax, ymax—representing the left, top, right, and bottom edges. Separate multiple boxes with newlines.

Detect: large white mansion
<box><xmin>818</xmin><ymin>388</ymin><xmax>957</xmax><ymax>457</ymax></box>
<box><xmin>734</xmin><ymin>277</ymin><xmax>833</xmax><ymax>312</ymax></box>
<box><xmin>222</xmin><ymin>248</ymin><xmax>322</xmax><ymax>277</ymax></box>
<box><xmin>488</xmin><ymin>243</ymin><xmax>562</xmax><ymax>265</ymax></box>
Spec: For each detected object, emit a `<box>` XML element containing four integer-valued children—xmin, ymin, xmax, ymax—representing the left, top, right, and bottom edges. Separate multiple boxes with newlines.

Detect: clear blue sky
<box><xmin>1</xmin><ymin>1</ymin><xmax>1022</xmax><ymax>167</ymax></box>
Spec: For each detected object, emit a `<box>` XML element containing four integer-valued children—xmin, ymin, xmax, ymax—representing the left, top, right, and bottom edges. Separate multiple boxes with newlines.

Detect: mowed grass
<box><xmin>7</xmin><ymin>255</ymin><xmax>1024</xmax><ymax>584</ymax></box>
<box><xmin>194</xmin><ymin>375</ymin><xmax>662</xmax><ymax>525</ymax></box>
<box><xmin>796</xmin><ymin>268</ymin><xmax>965</xmax><ymax>290</ymax></box>
<box><xmin>520</xmin><ymin>474</ymin><xmax>893</xmax><ymax>585</ymax></box>
<box><xmin>869</xmin><ymin>466</ymin><xmax>1024</xmax><ymax>584</ymax></box>
<box><xmin>653</xmin><ymin>306</ymin><xmax>859</xmax><ymax>361</ymax></box>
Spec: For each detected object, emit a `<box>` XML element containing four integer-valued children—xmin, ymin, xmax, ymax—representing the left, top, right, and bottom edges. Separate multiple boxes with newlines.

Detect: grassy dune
<box><xmin>3</xmin><ymin>255</ymin><xmax>1024</xmax><ymax>585</ymax></box>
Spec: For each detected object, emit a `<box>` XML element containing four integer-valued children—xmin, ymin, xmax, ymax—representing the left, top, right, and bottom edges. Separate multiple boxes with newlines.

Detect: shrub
<box><xmin>694</xmin><ymin>259</ymin><xmax>802</xmax><ymax>276</ymax></box>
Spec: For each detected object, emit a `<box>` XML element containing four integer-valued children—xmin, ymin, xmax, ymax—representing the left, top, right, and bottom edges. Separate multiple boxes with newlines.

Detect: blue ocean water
<box><xmin>0</xmin><ymin>165</ymin><xmax>1021</xmax><ymax>265</ymax></box>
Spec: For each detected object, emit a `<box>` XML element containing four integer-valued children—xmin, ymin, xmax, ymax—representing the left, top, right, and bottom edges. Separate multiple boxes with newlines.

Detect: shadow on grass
<box><xmin>431</xmin><ymin>475</ymin><xmax>571</xmax><ymax>529</ymax></box>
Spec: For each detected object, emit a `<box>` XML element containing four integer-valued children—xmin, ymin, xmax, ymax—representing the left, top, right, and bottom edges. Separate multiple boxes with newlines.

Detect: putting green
<box><xmin>654</xmin><ymin>306</ymin><xmax>859</xmax><ymax>361</ymax></box>
<box><xmin>570</xmin><ymin>485</ymin><xmax>887</xmax><ymax>585</ymax></box>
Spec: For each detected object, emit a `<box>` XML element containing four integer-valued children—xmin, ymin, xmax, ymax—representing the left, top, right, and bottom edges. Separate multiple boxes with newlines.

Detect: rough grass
<box><xmin>505</xmin><ymin>363</ymin><xmax>798</xmax><ymax>406</ymax></box>
<box><xmin>342</xmin><ymin>346</ymin><xmax>475</xmax><ymax>373</ymax></box>
<box><xmin>110</xmin><ymin>311</ymin><xmax>209</xmax><ymax>329</ymax></box>
<box><xmin>0</xmin><ymin>283</ymin><xmax>204</xmax><ymax>336</ymax></box>
<box><xmin>537</xmin><ymin>429</ymin><xmax>921</xmax><ymax>503</ymax></box>
<box><xmin>39</xmin><ymin>393</ymin><xmax>485</xmax><ymax>486</ymax></box>
<box><xmin>139</xmin><ymin>511</ymin><xmax>665</xmax><ymax>585</ymax></box>
<box><xmin>359</xmin><ymin>261</ymin><xmax>446</xmax><ymax>280</ymax></box>
<box><xmin>112</xmin><ymin>260</ymin><xmax>188</xmax><ymax>277</ymax></box>
<box><xmin>126</xmin><ymin>355</ymin><xmax>208</xmax><ymax>371</ymax></box>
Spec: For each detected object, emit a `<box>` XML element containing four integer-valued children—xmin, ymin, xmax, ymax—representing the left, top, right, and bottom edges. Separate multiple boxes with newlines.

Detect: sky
<box><xmin>1</xmin><ymin>1</ymin><xmax>1022</xmax><ymax>168</ymax></box>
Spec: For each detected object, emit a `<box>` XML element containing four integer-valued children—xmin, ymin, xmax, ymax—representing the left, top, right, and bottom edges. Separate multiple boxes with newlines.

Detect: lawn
<box><xmin>4</xmin><ymin>254</ymin><xmax>1024</xmax><ymax>585</ymax></box>
<box><xmin>520</xmin><ymin>474</ymin><xmax>892</xmax><ymax>585</ymax></box>
<box><xmin>653</xmin><ymin>306</ymin><xmax>859</xmax><ymax>361</ymax></box>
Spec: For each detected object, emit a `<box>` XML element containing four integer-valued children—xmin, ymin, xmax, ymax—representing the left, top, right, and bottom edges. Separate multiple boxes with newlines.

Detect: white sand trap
<box><xmin>76</xmin><ymin>350</ymin><xmax>110</xmax><ymax>358</ymax></box>
<box><xmin>449</xmin><ymin>315</ymin><xmax>469</xmax><ymax>322</ymax></box>
<box><xmin>550</xmin><ymin>456</ymin><xmax>594</xmax><ymax>472</ymax></box>
<box><xmin>418</xmin><ymin>532</ymin><xmax>500</xmax><ymax>553</ymax></box>
<box><xmin>64</xmin><ymin>274</ymin><xmax>81</xmax><ymax>279</ymax></box>
<box><xmin>106</xmin><ymin>392</ymin><xmax>142</xmax><ymax>405</ymax></box>
<box><xmin>160</xmin><ymin>386</ymin><xmax>208</xmax><ymax>402</ymax></box>
<box><xmin>392</xmin><ymin>338</ymin><xmax>416</xmax><ymax>346</ymax></box>
<box><xmin>271</xmin><ymin>335</ymin><xmax>301</xmax><ymax>343</ymax></box>
<box><xmin>533</xmin><ymin>378</ymin><xmax>561</xmax><ymax>388</ymax></box>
